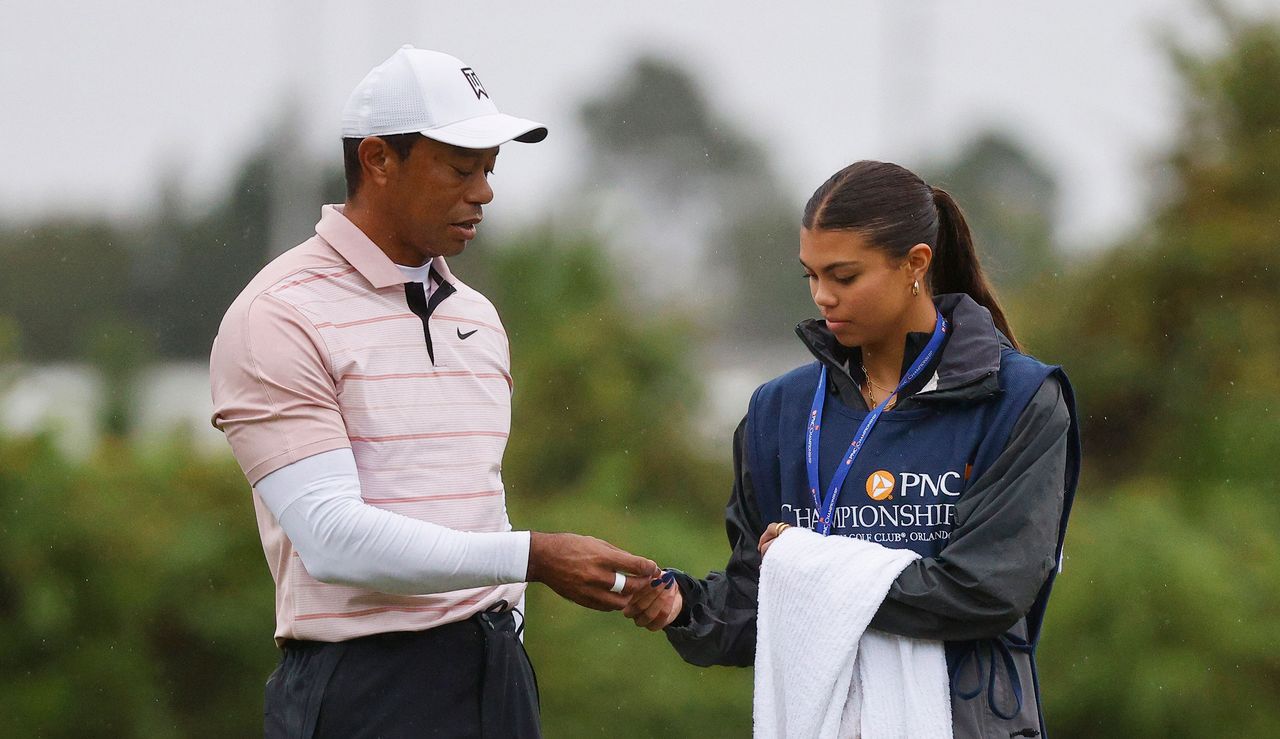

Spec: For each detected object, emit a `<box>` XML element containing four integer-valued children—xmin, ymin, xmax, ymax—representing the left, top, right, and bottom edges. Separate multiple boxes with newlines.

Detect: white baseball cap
<box><xmin>341</xmin><ymin>45</ymin><xmax>547</xmax><ymax>148</ymax></box>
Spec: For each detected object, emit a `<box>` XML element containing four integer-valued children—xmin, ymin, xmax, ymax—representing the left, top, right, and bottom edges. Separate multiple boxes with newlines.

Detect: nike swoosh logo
<box><xmin>457</xmin><ymin>328</ymin><xmax>478</xmax><ymax>340</ymax></box>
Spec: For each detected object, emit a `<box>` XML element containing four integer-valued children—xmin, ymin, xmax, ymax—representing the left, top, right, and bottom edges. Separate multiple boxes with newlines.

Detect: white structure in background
<box><xmin>0</xmin><ymin>353</ymin><xmax>816</xmax><ymax>461</ymax></box>
<box><xmin>0</xmin><ymin>365</ymin><xmax>102</xmax><ymax>456</ymax></box>
<box><xmin>0</xmin><ymin>363</ymin><xmax>225</xmax><ymax>459</ymax></box>
<box><xmin>695</xmin><ymin>342</ymin><xmax>814</xmax><ymax>451</ymax></box>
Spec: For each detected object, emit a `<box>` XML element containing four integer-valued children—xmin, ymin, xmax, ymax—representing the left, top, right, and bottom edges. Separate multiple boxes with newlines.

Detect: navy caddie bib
<box><xmin>747</xmin><ymin>348</ymin><xmax>1056</xmax><ymax>558</ymax></box>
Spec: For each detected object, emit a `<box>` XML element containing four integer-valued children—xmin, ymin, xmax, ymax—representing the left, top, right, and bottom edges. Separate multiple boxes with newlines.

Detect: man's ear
<box><xmin>357</xmin><ymin>137</ymin><xmax>393</xmax><ymax>189</ymax></box>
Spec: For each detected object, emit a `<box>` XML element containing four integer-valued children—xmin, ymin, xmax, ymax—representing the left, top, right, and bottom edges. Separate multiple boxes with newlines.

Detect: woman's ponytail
<box><xmin>929</xmin><ymin>187</ymin><xmax>1020</xmax><ymax>351</ymax></box>
<box><xmin>803</xmin><ymin>161</ymin><xmax>1021</xmax><ymax>351</ymax></box>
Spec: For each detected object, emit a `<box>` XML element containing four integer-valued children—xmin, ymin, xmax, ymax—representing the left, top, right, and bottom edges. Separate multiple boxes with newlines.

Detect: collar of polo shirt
<box><xmin>316</xmin><ymin>204</ymin><xmax>457</xmax><ymax>288</ymax></box>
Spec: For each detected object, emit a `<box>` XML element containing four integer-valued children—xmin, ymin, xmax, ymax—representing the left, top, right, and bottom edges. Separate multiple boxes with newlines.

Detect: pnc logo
<box><xmin>866</xmin><ymin>470</ymin><xmax>895</xmax><ymax>501</ymax></box>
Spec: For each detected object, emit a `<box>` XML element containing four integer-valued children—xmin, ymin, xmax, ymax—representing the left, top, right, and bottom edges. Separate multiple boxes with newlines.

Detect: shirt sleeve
<box><xmin>210</xmin><ymin>293</ymin><xmax>352</xmax><ymax>485</ymax></box>
<box><xmin>255</xmin><ymin>448</ymin><xmax>531</xmax><ymax>594</ymax></box>
<box><xmin>867</xmin><ymin>375</ymin><xmax>1072</xmax><ymax>641</ymax></box>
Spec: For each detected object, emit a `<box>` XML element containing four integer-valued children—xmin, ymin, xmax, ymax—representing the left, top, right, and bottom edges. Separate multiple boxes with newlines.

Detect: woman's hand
<box><xmin>758</xmin><ymin>521</ymin><xmax>794</xmax><ymax>557</ymax></box>
<box><xmin>623</xmin><ymin>570</ymin><xmax>683</xmax><ymax>631</ymax></box>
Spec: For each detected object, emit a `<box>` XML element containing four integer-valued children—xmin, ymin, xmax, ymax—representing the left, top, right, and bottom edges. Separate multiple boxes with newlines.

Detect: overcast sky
<box><xmin>2</xmin><ymin>0</ymin><xmax>1271</xmax><ymax>249</ymax></box>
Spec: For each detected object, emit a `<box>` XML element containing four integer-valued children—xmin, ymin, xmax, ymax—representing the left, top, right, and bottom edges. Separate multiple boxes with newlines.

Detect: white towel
<box><xmin>754</xmin><ymin>528</ymin><xmax>953</xmax><ymax>739</ymax></box>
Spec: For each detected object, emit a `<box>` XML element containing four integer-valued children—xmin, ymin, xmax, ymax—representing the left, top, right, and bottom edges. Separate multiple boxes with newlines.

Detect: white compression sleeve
<box><xmin>254</xmin><ymin>448</ymin><xmax>530</xmax><ymax>595</ymax></box>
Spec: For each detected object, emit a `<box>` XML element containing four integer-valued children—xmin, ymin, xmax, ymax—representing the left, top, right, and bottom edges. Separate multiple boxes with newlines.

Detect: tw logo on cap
<box><xmin>460</xmin><ymin>67</ymin><xmax>489</xmax><ymax>100</ymax></box>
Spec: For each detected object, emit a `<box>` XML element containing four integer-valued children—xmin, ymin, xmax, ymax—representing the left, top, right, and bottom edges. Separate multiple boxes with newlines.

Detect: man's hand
<box><xmin>623</xmin><ymin>570</ymin><xmax>683</xmax><ymax>631</ymax></box>
<box><xmin>526</xmin><ymin>532</ymin><xmax>659</xmax><ymax>611</ymax></box>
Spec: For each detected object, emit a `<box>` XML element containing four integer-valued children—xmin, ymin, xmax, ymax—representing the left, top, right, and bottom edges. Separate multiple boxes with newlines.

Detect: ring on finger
<box><xmin>609</xmin><ymin>571</ymin><xmax>627</xmax><ymax>594</ymax></box>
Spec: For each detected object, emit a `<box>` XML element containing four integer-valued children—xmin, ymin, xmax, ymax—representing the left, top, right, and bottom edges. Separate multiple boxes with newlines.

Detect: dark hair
<box><xmin>802</xmin><ymin>160</ymin><xmax>1019</xmax><ymax>350</ymax></box>
<box><xmin>342</xmin><ymin>133</ymin><xmax>423</xmax><ymax>200</ymax></box>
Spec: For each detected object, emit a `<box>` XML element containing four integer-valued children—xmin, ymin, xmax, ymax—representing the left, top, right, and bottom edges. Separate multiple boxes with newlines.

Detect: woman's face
<box><xmin>798</xmin><ymin>227</ymin><xmax>920</xmax><ymax>348</ymax></box>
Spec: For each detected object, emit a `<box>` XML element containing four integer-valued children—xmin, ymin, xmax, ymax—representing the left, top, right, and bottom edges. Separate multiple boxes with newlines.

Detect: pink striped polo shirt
<box><xmin>209</xmin><ymin>204</ymin><xmax>524</xmax><ymax>643</ymax></box>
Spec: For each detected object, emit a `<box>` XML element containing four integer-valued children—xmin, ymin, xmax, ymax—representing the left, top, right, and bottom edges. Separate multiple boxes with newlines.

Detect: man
<box><xmin>209</xmin><ymin>46</ymin><xmax>657</xmax><ymax>738</ymax></box>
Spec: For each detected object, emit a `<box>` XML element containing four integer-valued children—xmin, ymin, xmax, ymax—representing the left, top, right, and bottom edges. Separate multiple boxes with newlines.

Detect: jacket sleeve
<box><xmin>662</xmin><ymin>416</ymin><xmax>766</xmax><ymax>667</ymax></box>
<box><xmin>867</xmin><ymin>375</ymin><xmax>1071</xmax><ymax>641</ymax></box>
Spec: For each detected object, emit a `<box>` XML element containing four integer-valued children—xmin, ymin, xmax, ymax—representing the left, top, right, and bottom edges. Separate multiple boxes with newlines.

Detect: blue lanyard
<box><xmin>805</xmin><ymin>310</ymin><xmax>949</xmax><ymax>536</ymax></box>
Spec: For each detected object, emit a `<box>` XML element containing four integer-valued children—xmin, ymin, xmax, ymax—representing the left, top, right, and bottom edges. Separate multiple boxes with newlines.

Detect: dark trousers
<box><xmin>264</xmin><ymin>610</ymin><xmax>540</xmax><ymax>738</ymax></box>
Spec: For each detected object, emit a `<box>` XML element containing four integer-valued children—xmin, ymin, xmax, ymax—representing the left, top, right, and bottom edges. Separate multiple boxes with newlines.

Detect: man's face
<box><xmin>383</xmin><ymin>137</ymin><xmax>498</xmax><ymax>261</ymax></box>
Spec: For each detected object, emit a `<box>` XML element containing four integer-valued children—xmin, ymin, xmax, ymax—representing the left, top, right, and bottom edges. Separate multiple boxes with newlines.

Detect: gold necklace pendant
<box><xmin>864</xmin><ymin>382</ymin><xmax>895</xmax><ymax>411</ymax></box>
<box><xmin>861</xmin><ymin>365</ymin><xmax>896</xmax><ymax>394</ymax></box>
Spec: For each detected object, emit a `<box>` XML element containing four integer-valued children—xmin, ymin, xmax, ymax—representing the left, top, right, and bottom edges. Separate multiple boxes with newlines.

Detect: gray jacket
<box><xmin>665</xmin><ymin>295</ymin><xmax>1080</xmax><ymax>739</ymax></box>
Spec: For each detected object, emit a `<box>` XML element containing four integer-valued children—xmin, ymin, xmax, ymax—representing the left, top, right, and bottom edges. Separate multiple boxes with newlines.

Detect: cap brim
<box><xmin>420</xmin><ymin>113</ymin><xmax>547</xmax><ymax>148</ymax></box>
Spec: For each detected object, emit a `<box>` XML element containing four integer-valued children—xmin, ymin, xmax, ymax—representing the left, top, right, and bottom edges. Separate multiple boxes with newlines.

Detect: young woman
<box><xmin>626</xmin><ymin>160</ymin><xmax>1081</xmax><ymax>738</ymax></box>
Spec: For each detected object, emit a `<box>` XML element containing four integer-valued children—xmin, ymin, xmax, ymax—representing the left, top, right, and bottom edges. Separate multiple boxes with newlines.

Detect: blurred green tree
<box><xmin>1022</xmin><ymin>5</ymin><xmax>1280</xmax><ymax>736</ymax></box>
<box><xmin>580</xmin><ymin>56</ymin><xmax>770</xmax><ymax>198</ymax></box>
<box><xmin>137</xmin><ymin>148</ymin><xmax>280</xmax><ymax>359</ymax></box>
<box><xmin>0</xmin><ymin>314</ymin><xmax>20</xmax><ymax>394</ymax></box>
<box><xmin>0</xmin><ymin>435</ymin><xmax>276</xmax><ymax>738</ymax></box>
<box><xmin>82</xmin><ymin>317</ymin><xmax>153</xmax><ymax>436</ymax></box>
<box><xmin>1020</xmin><ymin>3</ymin><xmax>1280</xmax><ymax>490</ymax></box>
<box><xmin>926</xmin><ymin>130</ymin><xmax>1061</xmax><ymax>291</ymax></box>
<box><xmin>0</xmin><ymin>222</ymin><xmax>133</xmax><ymax>361</ymax></box>
<box><xmin>452</xmin><ymin>229</ymin><xmax>726</xmax><ymax>515</ymax></box>
<box><xmin>578</xmin><ymin>55</ymin><xmax>814</xmax><ymax>342</ymax></box>
<box><xmin>0</xmin><ymin>131</ymin><xmax>324</xmax><ymax>364</ymax></box>
<box><xmin>1039</xmin><ymin>484</ymin><xmax>1280</xmax><ymax>737</ymax></box>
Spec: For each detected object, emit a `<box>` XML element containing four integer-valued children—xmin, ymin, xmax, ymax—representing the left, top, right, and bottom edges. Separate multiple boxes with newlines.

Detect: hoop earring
<box><xmin>912</xmin><ymin>279</ymin><xmax>920</xmax><ymax>297</ymax></box>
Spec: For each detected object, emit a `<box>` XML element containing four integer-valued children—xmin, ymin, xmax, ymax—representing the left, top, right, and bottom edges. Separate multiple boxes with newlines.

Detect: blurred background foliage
<box><xmin>2</xmin><ymin>4</ymin><xmax>1279</xmax><ymax>737</ymax></box>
